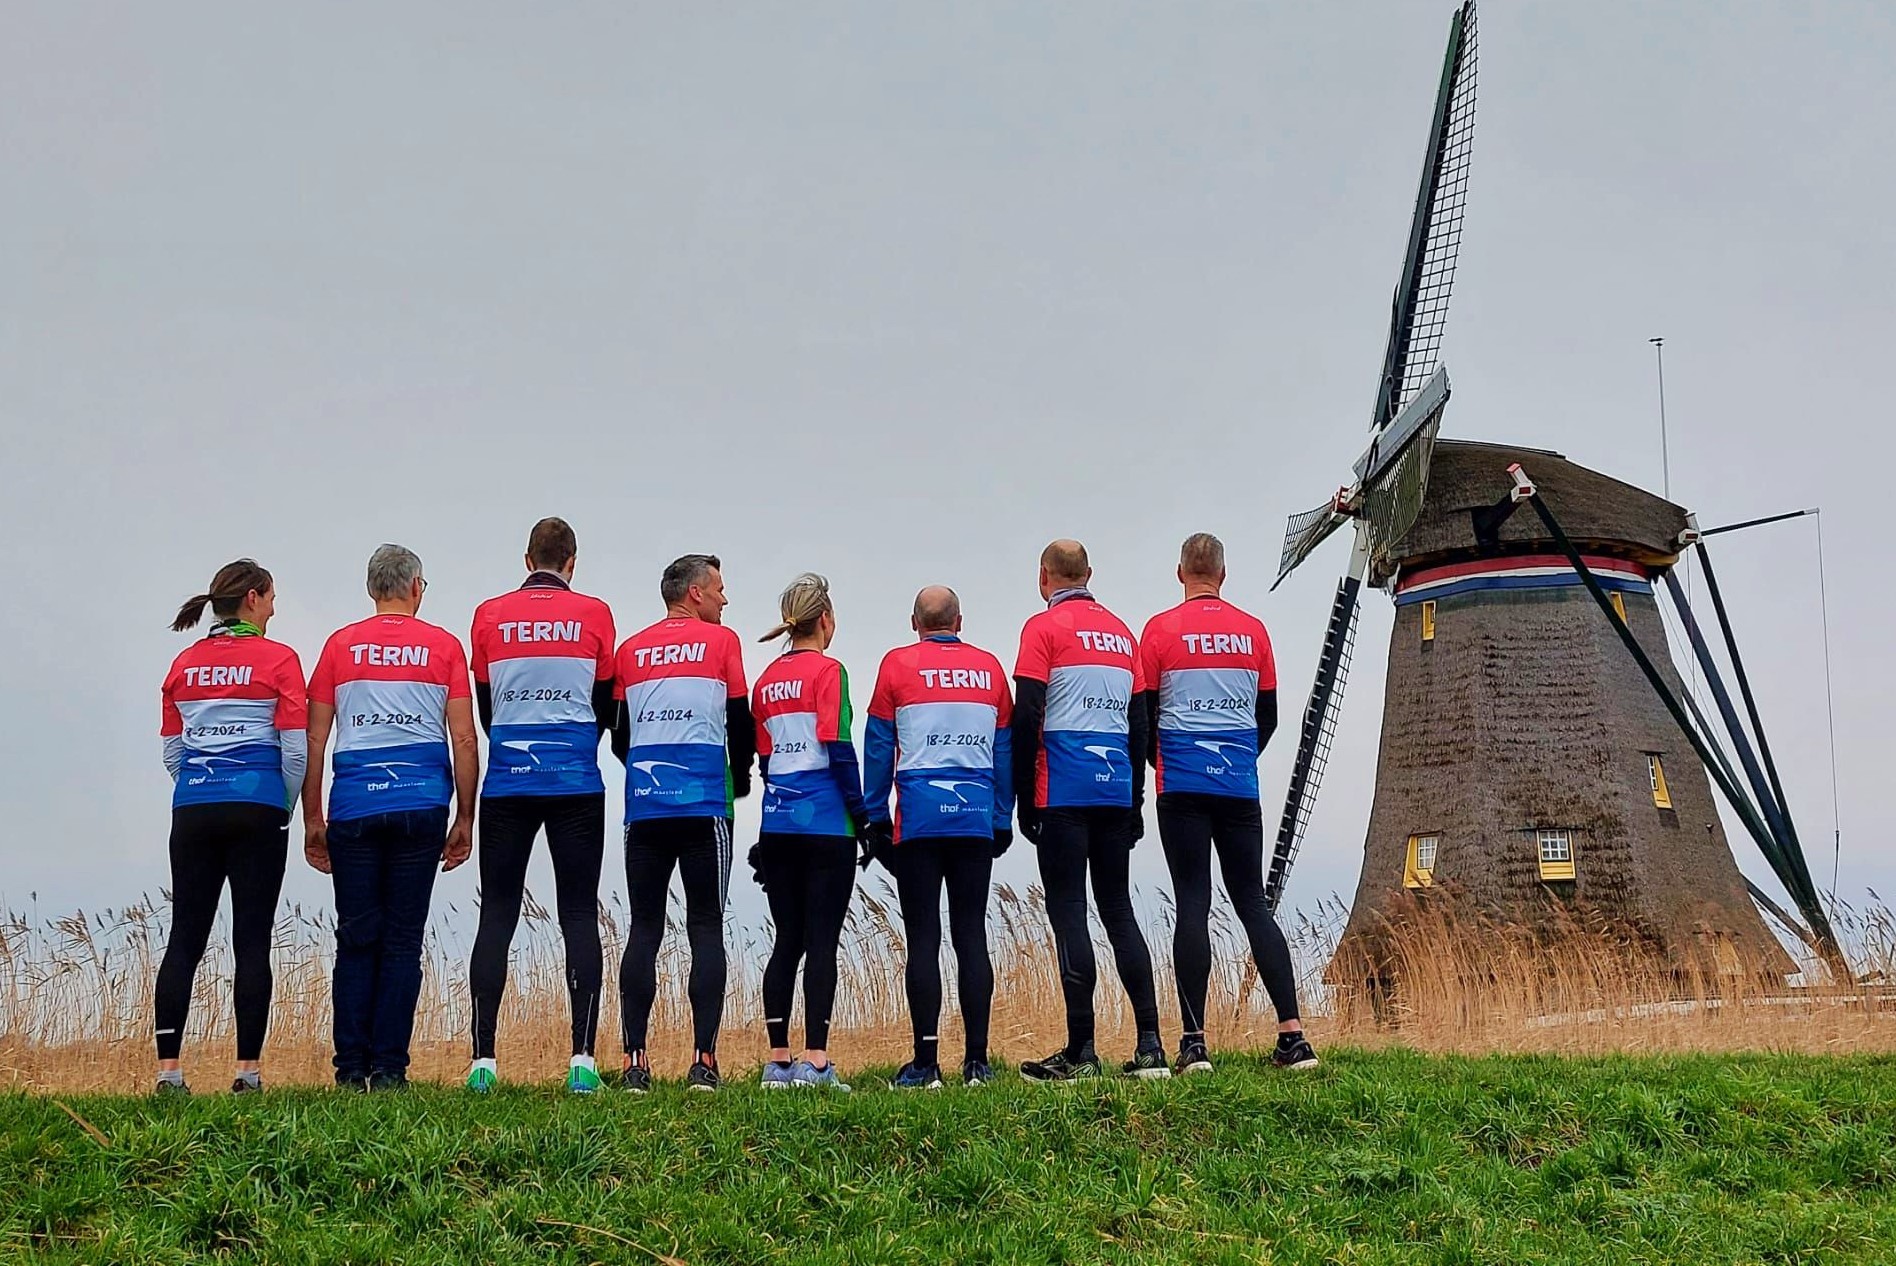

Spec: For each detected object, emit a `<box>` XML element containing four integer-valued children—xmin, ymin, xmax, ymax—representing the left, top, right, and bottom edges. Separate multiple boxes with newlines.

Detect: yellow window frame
<box><xmin>1648</xmin><ymin>754</ymin><xmax>1673</xmax><ymax>809</ymax></box>
<box><xmin>1420</xmin><ymin>600</ymin><xmax>1437</xmax><ymax>642</ymax></box>
<box><xmin>1609</xmin><ymin>590</ymin><xmax>1628</xmax><ymax>622</ymax></box>
<box><xmin>1537</xmin><ymin>828</ymin><xmax>1576</xmax><ymax>882</ymax></box>
<box><xmin>1404</xmin><ymin>833</ymin><xmax>1437</xmax><ymax>888</ymax></box>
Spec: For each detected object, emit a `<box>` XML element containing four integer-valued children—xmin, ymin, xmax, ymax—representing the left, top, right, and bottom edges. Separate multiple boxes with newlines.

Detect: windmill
<box><xmin>1263</xmin><ymin>0</ymin><xmax>1478</xmax><ymax>912</ymax></box>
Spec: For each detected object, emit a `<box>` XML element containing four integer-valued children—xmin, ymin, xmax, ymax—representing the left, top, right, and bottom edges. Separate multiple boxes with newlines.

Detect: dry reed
<box><xmin>5</xmin><ymin>882</ymin><xmax>1894</xmax><ymax>1094</ymax></box>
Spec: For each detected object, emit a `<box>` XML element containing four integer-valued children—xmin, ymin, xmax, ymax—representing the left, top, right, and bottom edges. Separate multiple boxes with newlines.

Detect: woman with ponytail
<box><xmin>748</xmin><ymin>573</ymin><xmax>866</xmax><ymax>1091</ymax></box>
<box><xmin>154</xmin><ymin>559</ymin><xmax>307</xmax><ymax>1095</ymax></box>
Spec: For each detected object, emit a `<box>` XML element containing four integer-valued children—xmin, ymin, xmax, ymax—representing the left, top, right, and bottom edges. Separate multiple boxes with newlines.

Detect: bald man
<box><xmin>1010</xmin><ymin>540</ymin><xmax>1166</xmax><ymax>1081</ymax></box>
<box><xmin>862</xmin><ymin>586</ymin><xmax>1014</xmax><ymax>1088</ymax></box>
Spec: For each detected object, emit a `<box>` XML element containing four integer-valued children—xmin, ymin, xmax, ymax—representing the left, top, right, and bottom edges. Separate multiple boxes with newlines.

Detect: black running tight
<box><xmin>620</xmin><ymin>816</ymin><xmax>732</xmax><ymax>1056</ymax></box>
<box><xmin>468</xmin><ymin>793</ymin><xmax>605</xmax><ymax>1059</ymax></box>
<box><xmin>1035</xmin><ymin>806</ymin><xmax>1161</xmax><ymax>1053</ymax></box>
<box><xmin>1157</xmin><ymin>793</ymin><xmax>1301</xmax><ymax>1035</ymax></box>
<box><xmin>757</xmin><ymin>834</ymin><xmax>857</xmax><ymax>1051</ymax></box>
<box><xmin>894</xmin><ymin>837</ymin><xmax>995</xmax><ymax>1067</ymax></box>
<box><xmin>153</xmin><ymin>802</ymin><xmax>289</xmax><ymax>1062</ymax></box>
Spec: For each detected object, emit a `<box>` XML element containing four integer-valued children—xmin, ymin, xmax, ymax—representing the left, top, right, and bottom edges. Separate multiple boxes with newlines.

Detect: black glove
<box><xmin>1018</xmin><ymin>806</ymin><xmax>1044</xmax><ymax>845</ymax></box>
<box><xmin>991</xmin><ymin>826</ymin><xmax>1013</xmax><ymax>859</ymax></box>
<box><xmin>1129</xmin><ymin>807</ymin><xmax>1145</xmax><ymax>846</ymax></box>
<box><xmin>747</xmin><ymin>841</ymin><xmax>767</xmax><ymax>891</ymax></box>
<box><xmin>732</xmin><ymin>771</ymin><xmax>753</xmax><ymax>800</ymax></box>
<box><xmin>863</xmin><ymin>820</ymin><xmax>896</xmax><ymax>872</ymax></box>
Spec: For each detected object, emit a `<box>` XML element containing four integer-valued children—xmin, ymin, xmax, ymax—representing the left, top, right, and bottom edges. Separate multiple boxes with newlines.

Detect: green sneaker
<box><xmin>566</xmin><ymin>1062</ymin><xmax>603</xmax><ymax>1095</ymax></box>
<box><xmin>465</xmin><ymin>1063</ymin><xmax>498</xmax><ymax>1093</ymax></box>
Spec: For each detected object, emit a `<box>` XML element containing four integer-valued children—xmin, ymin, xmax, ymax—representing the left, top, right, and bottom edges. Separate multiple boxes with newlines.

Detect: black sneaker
<box><xmin>230</xmin><ymin>1075</ymin><xmax>263</xmax><ymax>1095</ymax></box>
<box><xmin>893</xmin><ymin>1061</ymin><xmax>944</xmax><ymax>1090</ymax></box>
<box><xmin>1020</xmin><ymin>1046</ymin><xmax>1101</xmax><ymax>1083</ymax></box>
<box><xmin>685</xmin><ymin>1054</ymin><xmax>720</xmax><ymax>1093</ymax></box>
<box><xmin>620</xmin><ymin>1054</ymin><xmax>652</xmax><ymax>1094</ymax></box>
<box><xmin>367</xmin><ymin>1071</ymin><xmax>409</xmax><ymax>1092</ymax></box>
<box><xmin>1271</xmin><ymin>1034</ymin><xmax>1320</xmax><ymax>1071</ymax></box>
<box><xmin>1174</xmin><ymin>1040</ymin><xmax>1214</xmax><ymax>1076</ymax></box>
<box><xmin>153</xmin><ymin>1078</ymin><xmax>190</xmax><ymax>1098</ymax></box>
<box><xmin>962</xmin><ymin>1059</ymin><xmax>994</xmax><ymax>1087</ymax></box>
<box><xmin>335</xmin><ymin>1070</ymin><xmax>369</xmax><ymax>1092</ymax></box>
<box><xmin>1122</xmin><ymin>1044</ymin><xmax>1172</xmax><ymax>1080</ymax></box>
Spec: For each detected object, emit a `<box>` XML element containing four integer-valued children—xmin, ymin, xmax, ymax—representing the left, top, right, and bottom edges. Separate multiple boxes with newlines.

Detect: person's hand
<box><xmin>991</xmin><ymin>826</ymin><xmax>1013</xmax><ymax>859</ymax></box>
<box><xmin>1129</xmin><ymin>808</ymin><xmax>1146</xmax><ymax>846</ymax></box>
<box><xmin>303</xmin><ymin>820</ymin><xmax>331</xmax><ymax>874</ymax></box>
<box><xmin>749</xmin><ymin>841</ymin><xmax>769</xmax><ymax>890</ymax></box>
<box><xmin>732</xmin><ymin>771</ymin><xmax>754</xmax><ymax>800</ymax></box>
<box><xmin>862</xmin><ymin>820</ymin><xmax>896</xmax><ymax>872</ymax></box>
<box><xmin>1018</xmin><ymin>807</ymin><xmax>1043</xmax><ymax>845</ymax></box>
<box><xmin>442</xmin><ymin>815</ymin><xmax>473</xmax><ymax>872</ymax></box>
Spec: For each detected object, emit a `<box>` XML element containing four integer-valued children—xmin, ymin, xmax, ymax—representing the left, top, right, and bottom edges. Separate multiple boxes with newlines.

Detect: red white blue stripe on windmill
<box><xmin>1394</xmin><ymin>554</ymin><xmax>1652</xmax><ymax>605</ymax></box>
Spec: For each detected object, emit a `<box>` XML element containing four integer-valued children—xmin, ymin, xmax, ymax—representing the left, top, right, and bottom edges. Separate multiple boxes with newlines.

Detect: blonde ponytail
<box><xmin>759</xmin><ymin>572</ymin><xmax>832</xmax><ymax>643</ymax></box>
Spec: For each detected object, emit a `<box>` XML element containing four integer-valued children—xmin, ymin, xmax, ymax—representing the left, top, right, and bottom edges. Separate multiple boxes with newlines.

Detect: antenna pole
<box><xmin>1650</xmin><ymin>337</ymin><xmax>1670</xmax><ymax>499</ymax></box>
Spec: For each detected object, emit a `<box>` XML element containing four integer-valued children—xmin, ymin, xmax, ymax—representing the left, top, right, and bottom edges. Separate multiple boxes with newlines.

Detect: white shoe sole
<box><xmin>1180</xmin><ymin>1061</ymin><xmax>1214</xmax><ymax>1075</ymax></box>
<box><xmin>1277</xmin><ymin>1057</ymin><xmax>1320</xmax><ymax>1071</ymax></box>
<box><xmin>1127</xmin><ymin>1066</ymin><xmax>1172</xmax><ymax>1080</ymax></box>
<box><xmin>761</xmin><ymin>1080</ymin><xmax>792</xmax><ymax>1090</ymax></box>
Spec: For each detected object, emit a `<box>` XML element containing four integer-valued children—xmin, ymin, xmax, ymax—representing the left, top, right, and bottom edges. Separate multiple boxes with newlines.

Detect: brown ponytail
<box><xmin>759</xmin><ymin>572</ymin><xmax>832</xmax><ymax>643</ymax></box>
<box><xmin>172</xmin><ymin>559</ymin><xmax>273</xmax><ymax>632</ymax></box>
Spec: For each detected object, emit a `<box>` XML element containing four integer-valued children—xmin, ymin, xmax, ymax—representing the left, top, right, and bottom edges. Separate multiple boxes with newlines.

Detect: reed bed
<box><xmin>5</xmin><ymin>882</ymin><xmax>1895</xmax><ymax>1093</ymax></box>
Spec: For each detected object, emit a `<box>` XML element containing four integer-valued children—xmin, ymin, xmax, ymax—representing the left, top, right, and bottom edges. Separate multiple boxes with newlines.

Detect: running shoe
<box><xmin>1122</xmin><ymin>1042</ymin><xmax>1172</xmax><ymax>1080</ymax></box>
<box><xmin>620</xmin><ymin>1054</ymin><xmax>652</xmax><ymax>1094</ymax></box>
<box><xmin>685</xmin><ymin>1055</ymin><xmax>721</xmax><ymax>1093</ymax></box>
<box><xmin>566</xmin><ymin>1063</ymin><xmax>602</xmax><ymax>1095</ymax></box>
<box><xmin>335</xmin><ymin>1070</ymin><xmax>369</xmax><ymax>1092</ymax></box>
<box><xmin>761</xmin><ymin>1060</ymin><xmax>796</xmax><ymax>1090</ymax></box>
<box><xmin>153</xmin><ymin>1077</ymin><xmax>190</xmax><ymax>1098</ymax></box>
<box><xmin>465</xmin><ymin>1064</ymin><xmax>498</xmax><ymax>1094</ymax></box>
<box><xmin>367</xmin><ymin>1071</ymin><xmax>409</xmax><ymax>1092</ymax></box>
<box><xmin>1020</xmin><ymin>1046</ymin><xmax>1102</xmax><ymax>1083</ymax></box>
<box><xmin>893</xmin><ymin>1061</ymin><xmax>944</xmax><ymax>1090</ymax></box>
<box><xmin>1271</xmin><ymin>1034</ymin><xmax>1320</xmax><ymax>1071</ymax></box>
<box><xmin>790</xmin><ymin>1059</ymin><xmax>850</xmax><ymax>1092</ymax></box>
<box><xmin>1174</xmin><ymin>1040</ymin><xmax>1214</xmax><ymax>1077</ymax></box>
<box><xmin>230</xmin><ymin>1074</ymin><xmax>263</xmax><ymax>1095</ymax></box>
<box><xmin>961</xmin><ymin>1059</ymin><xmax>993</xmax><ymax>1088</ymax></box>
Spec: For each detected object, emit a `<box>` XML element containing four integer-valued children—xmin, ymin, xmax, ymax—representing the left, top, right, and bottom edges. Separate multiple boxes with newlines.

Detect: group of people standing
<box><xmin>154</xmin><ymin>518</ymin><xmax>1316</xmax><ymax>1095</ymax></box>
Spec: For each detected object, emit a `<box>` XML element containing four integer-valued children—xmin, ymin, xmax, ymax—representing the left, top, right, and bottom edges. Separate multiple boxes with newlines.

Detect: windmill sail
<box><xmin>1266</xmin><ymin>1</ymin><xmax>1478</xmax><ymax>911</ymax></box>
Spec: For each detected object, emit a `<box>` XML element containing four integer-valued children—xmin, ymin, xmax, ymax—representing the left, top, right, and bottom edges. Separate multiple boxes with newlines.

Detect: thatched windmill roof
<box><xmin>1373</xmin><ymin>440</ymin><xmax>1691</xmax><ymax>587</ymax></box>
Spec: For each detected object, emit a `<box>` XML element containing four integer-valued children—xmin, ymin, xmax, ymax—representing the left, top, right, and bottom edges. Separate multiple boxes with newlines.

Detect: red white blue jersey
<box><xmin>470</xmin><ymin>583</ymin><xmax>616</xmax><ymax>798</ymax></box>
<box><xmin>865</xmin><ymin>637</ymin><xmax>1014</xmax><ymax>842</ymax></box>
<box><xmin>1139</xmin><ymin>597</ymin><xmax>1275</xmax><ymax>799</ymax></box>
<box><xmin>753</xmin><ymin>651</ymin><xmax>855</xmax><ymax>837</ymax></box>
<box><xmin>1014</xmin><ymin>601</ymin><xmax>1138</xmax><ymax>809</ymax></box>
<box><xmin>613</xmin><ymin>618</ymin><xmax>747</xmax><ymax>822</ymax></box>
<box><xmin>309</xmin><ymin>614</ymin><xmax>470</xmax><ymax>822</ymax></box>
<box><xmin>161</xmin><ymin>630</ymin><xmax>307</xmax><ymax>810</ymax></box>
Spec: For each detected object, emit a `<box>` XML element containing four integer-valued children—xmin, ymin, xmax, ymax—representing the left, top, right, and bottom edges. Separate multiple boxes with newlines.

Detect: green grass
<box><xmin>6</xmin><ymin>1049</ymin><xmax>1896</xmax><ymax>1264</ymax></box>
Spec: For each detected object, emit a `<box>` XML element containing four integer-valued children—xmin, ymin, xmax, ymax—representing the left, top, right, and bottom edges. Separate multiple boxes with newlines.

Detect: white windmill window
<box><xmin>1537</xmin><ymin>828</ymin><xmax>1575</xmax><ymax>881</ymax></box>
<box><xmin>1405</xmin><ymin>833</ymin><xmax>1438</xmax><ymax>888</ymax></box>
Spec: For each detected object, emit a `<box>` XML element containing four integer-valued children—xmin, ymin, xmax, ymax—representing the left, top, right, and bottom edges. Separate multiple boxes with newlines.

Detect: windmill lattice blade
<box><xmin>1371</xmin><ymin>1</ymin><xmax>1478</xmax><ymax>430</ymax></box>
<box><xmin>1274</xmin><ymin>500</ymin><xmax>1351</xmax><ymax>590</ymax></box>
<box><xmin>1265</xmin><ymin>574</ymin><xmax>1364</xmax><ymax>912</ymax></box>
<box><xmin>1363</xmin><ymin>414</ymin><xmax>1444</xmax><ymax>574</ymax></box>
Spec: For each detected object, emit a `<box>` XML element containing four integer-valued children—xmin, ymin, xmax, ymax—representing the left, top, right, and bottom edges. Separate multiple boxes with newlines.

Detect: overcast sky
<box><xmin>3</xmin><ymin>2</ymin><xmax>1890</xmax><ymax>942</ymax></box>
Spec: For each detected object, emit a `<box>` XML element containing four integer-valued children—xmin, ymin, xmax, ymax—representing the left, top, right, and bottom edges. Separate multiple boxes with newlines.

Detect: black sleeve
<box><xmin>591</xmin><ymin>679</ymin><xmax>617</xmax><ymax>741</ymax></box>
<box><xmin>1139</xmin><ymin>690</ymin><xmax>1160</xmax><ymax>769</ymax></box>
<box><xmin>1128</xmin><ymin>686</ymin><xmax>1149</xmax><ymax>811</ymax></box>
<box><xmin>1011</xmin><ymin>677</ymin><xmax>1046</xmax><ymax>821</ymax></box>
<box><xmin>608</xmin><ymin>696</ymin><xmax>629</xmax><ymax>767</ymax></box>
<box><xmin>726</xmin><ymin>696</ymin><xmax>756</xmax><ymax>797</ymax></box>
<box><xmin>1256</xmin><ymin>688</ymin><xmax>1279</xmax><ymax>753</ymax></box>
<box><xmin>475</xmin><ymin>682</ymin><xmax>494</xmax><ymax>737</ymax></box>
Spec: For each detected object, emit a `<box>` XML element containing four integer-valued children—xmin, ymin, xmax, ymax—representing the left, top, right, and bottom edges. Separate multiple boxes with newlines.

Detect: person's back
<box><xmin>1138</xmin><ymin>532</ymin><xmax>1316</xmax><ymax>1075</ymax></box>
<box><xmin>1010</xmin><ymin>539</ymin><xmax>1164</xmax><ymax>1082</ymax></box>
<box><xmin>464</xmin><ymin>517</ymin><xmax>618</xmax><ymax>1095</ymax></box>
<box><xmin>312</xmin><ymin>611</ymin><xmax>466</xmax><ymax>819</ymax></box>
<box><xmin>164</xmin><ymin>627</ymin><xmax>307</xmax><ymax>812</ymax></box>
<box><xmin>753</xmin><ymin>648</ymin><xmax>856</xmax><ymax>838</ymax></box>
<box><xmin>1139</xmin><ymin>595</ymin><xmax>1273</xmax><ymax>800</ymax></box>
<box><xmin>611</xmin><ymin>553</ymin><xmax>754</xmax><ymax>1093</ymax></box>
<box><xmin>870</xmin><ymin>634</ymin><xmax>1012</xmax><ymax>839</ymax></box>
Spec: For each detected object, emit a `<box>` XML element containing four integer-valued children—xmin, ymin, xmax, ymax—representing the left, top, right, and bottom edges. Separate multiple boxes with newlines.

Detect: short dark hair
<box><xmin>661</xmin><ymin>554</ymin><xmax>721</xmax><ymax>606</ymax></box>
<box><xmin>527</xmin><ymin>517</ymin><xmax>578</xmax><ymax>570</ymax></box>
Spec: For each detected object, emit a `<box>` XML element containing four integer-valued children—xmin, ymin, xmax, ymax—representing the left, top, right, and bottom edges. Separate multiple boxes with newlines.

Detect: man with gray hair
<box><xmin>1137</xmin><ymin>533</ymin><xmax>1316</xmax><ymax>1073</ymax></box>
<box><xmin>302</xmin><ymin>544</ymin><xmax>479</xmax><ymax>1090</ymax></box>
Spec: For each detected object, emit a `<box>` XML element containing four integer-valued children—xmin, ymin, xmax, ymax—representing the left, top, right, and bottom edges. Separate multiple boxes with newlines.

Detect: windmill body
<box><xmin>1337</xmin><ymin>441</ymin><xmax>1793</xmax><ymax>974</ymax></box>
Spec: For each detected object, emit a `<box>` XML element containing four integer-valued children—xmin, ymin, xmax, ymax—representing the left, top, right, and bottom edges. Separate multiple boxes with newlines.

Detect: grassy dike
<box><xmin>5</xmin><ymin>1048</ymin><xmax>1896</xmax><ymax>1264</ymax></box>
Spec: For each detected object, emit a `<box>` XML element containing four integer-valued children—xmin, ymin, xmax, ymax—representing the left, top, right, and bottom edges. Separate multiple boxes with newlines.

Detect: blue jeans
<box><xmin>328</xmin><ymin>808</ymin><xmax>448</xmax><ymax>1078</ymax></box>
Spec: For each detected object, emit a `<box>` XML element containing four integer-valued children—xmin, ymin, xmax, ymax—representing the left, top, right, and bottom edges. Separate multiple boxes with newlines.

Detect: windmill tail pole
<box><xmin>1746</xmin><ymin>878</ymin><xmax>1824</xmax><ymax>956</ymax></box>
<box><xmin>1505</xmin><ymin>464</ymin><xmax>1852</xmax><ymax>981</ymax></box>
